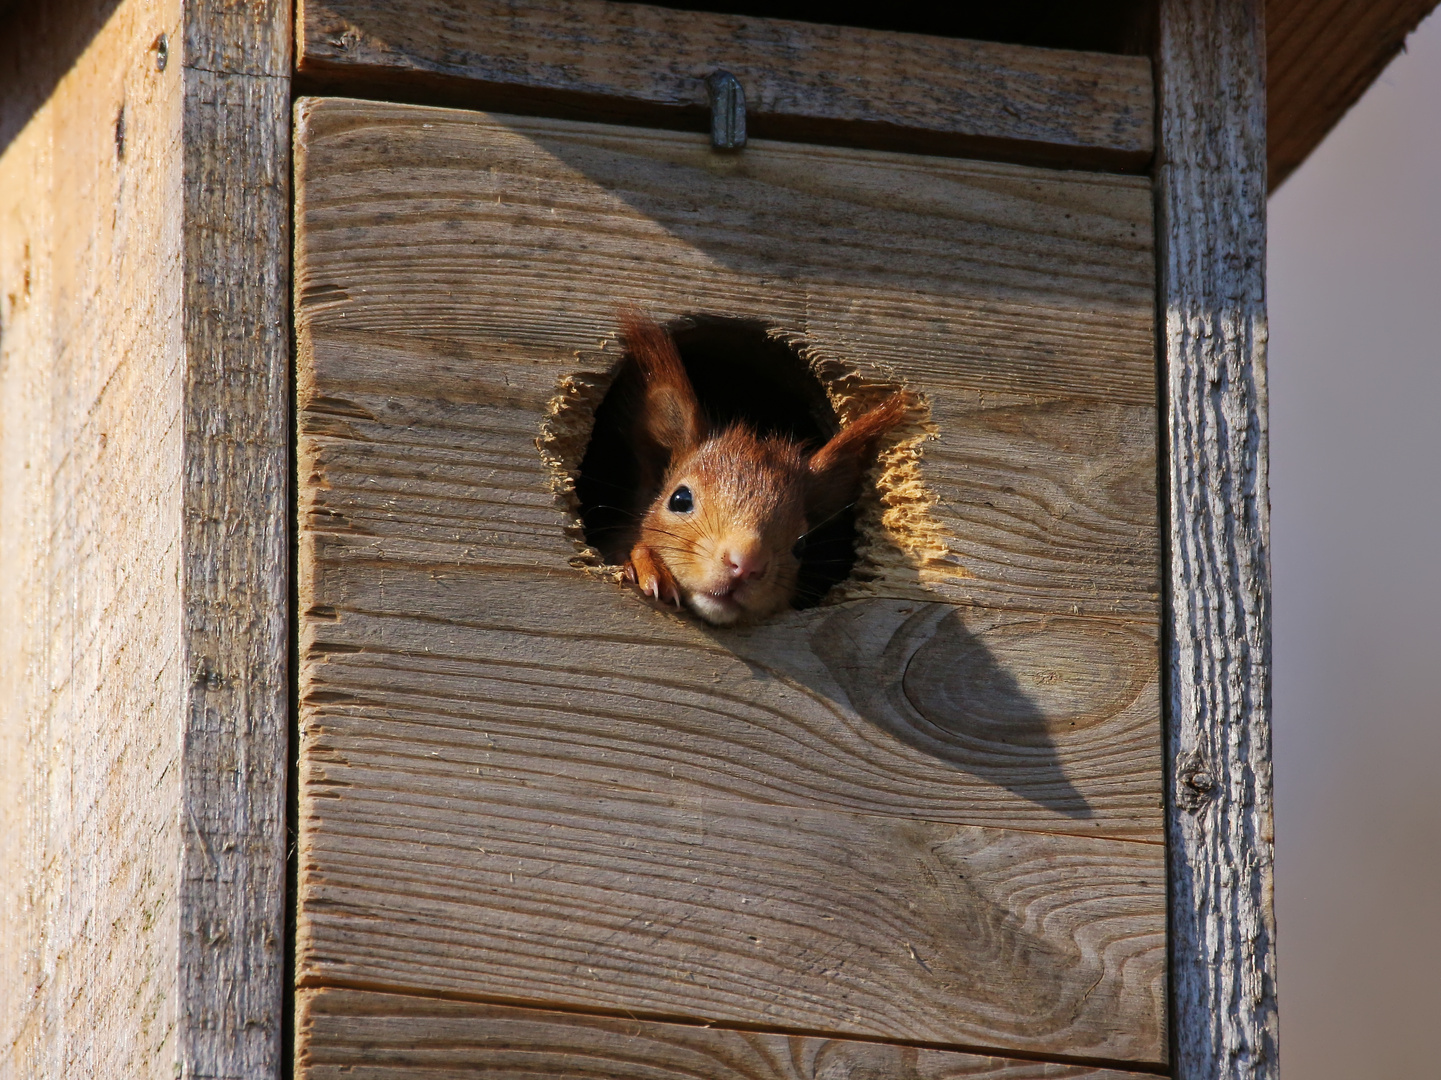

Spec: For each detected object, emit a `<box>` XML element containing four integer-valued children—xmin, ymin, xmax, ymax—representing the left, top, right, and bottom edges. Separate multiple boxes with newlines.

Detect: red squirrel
<box><xmin>613</xmin><ymin>309</ymin><xmax>908</xmax><ymax>626</ymax></box>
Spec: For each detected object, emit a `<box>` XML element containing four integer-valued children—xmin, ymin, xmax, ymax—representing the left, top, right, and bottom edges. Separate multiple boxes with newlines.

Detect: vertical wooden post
<box><xmin>1</xmin><ymin>2</ymin><xmax>290</xmax><ymax>1075</ymax></box>
<box><xmin>1157</xmin><ymin>0</ymin><xmax>1280</xmax><ymax>1076</ymax></box>
<box><xmin>176</xmin><ymin>2</ymin><xmax>292</xmax><ymax>1077</ymax></box>
<box><xmin>0</xmin><ymin>4</ymin><xmax>192</xmax><ymax>1073</ymax></box>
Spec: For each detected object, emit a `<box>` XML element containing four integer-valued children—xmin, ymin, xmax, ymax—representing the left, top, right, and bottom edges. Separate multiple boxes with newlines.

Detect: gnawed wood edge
<box><xmin>1157</xmin><ymin>0</ymin><xmax>1279</xmax><ymax>1076</ymax></box>
<box><xmin>177</xmin><ymin>3</ymin><xmax>291</xmax><ymax>1078</ymax></box>
<box><xmin>297</xmin><ymin>987</ymin><xmax>1168</xmax><ymax>1079</ymax></box>
<box><xmin>295</xmin><ymin>0</ymin><xmax>1153</xmax><ymax>170</ymax></box>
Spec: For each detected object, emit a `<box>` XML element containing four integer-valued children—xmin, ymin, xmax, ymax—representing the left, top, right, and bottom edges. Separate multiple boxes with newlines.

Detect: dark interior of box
<box><xmin>620</xmin><ymin>0</ymin><xmax>1155</xmax><ymax>54</ymax></box>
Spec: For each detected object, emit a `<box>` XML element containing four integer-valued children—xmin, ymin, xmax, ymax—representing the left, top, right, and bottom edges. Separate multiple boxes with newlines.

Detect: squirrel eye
<box><xmin>667</xmin><ymin>485</ymin><xmax>694</xmax><ymax>514</ymax></box>
<box><xmin>792</xmin><ymin>536</ymin><xmax>807</xmax><ymax>558</ymax></box>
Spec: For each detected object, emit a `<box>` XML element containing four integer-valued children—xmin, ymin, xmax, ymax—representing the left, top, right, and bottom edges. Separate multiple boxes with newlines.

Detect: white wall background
<box><xmin>1267</xmin><ymin>11</ymin><xmax>1441</xmax><ymax>1077</ymax></box>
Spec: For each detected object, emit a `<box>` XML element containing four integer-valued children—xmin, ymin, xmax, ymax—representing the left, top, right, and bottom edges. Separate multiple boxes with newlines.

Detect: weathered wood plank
<box><xmin>1</xmin><ymin>2</ymin><xmax>187</xmax><ymax>1075</ymax></box>
<box><xmin>296</xmin><ymin>770</ymin><xmax>1166</xmax><ymax>1061</ymax></box>
<box><xmin>297</xmin><ymin>0</ymin><xmax>1154</xmax><ymax>170</ymax></box>
<box><xmin>298</xmin><ymin>988</ymin><xmax>1165</xmax><ymax>1080</ymax></box>
<box><xmin>1267</xmin><ymin>0</ymin><xmax>1438</xmax><ymax>188</ymax></box>
<box><xmin>300</xmin><ymin>333</ymin><xmax>1159</xmax><ymax>617</ymax></box>
<box><xmin>1158</xmin><ymin>0</ymin><xmax>1279</xmax><ymax>1077</ymax></box>
<box><xmin>300</xmin><ymin>564</ymin><xmax>1162</xmax><ymax>837</ymax></box>
<box><xmin>296</xmin><ymin>100</ymin><xmax>1160</xmax><ymax>617</ymax></box>
<box><xmin>177</xmin><ymin>2</ymin><xmax>291</xmax><ymax>1078</ymax></box>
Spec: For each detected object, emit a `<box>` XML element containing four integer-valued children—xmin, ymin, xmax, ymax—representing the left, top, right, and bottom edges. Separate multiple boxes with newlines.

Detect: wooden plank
<box><xmin>1157</xmin><ymin>1</ymin><xmax>1279</xmax><ymax>1077</ymax></box>
<box><xmin>296</xmin><ymin>0</ymin><xmax>1154</xmax><ymax>170</ymax></box>
<box><xmin>298</xmin><ymin>988</ymin><xmax>1166</xmax><ymax>1080</ymax></box>
<box><xmin>295</xmin><ymin>99</ymin><xmax>1160</xmax><ymax>618</ymax></box>
<box><xmin>1</xmin><ymin>2</ymin><xmax>188</xmax><ymax>1075</ymax></box>
<box><xmin>300</xmin><ymin>566</ymin><xmax>1162</xmax><ymax>837</ymax></box>
<box><xmin>301</xmin><ymin>333</ymin><xmax>1159</xmax><ymax>618</ymax></box>
<box><xmin>176</xmin><ymin>2</ymin><xmax>291</xmax><ymax>1078</ymax></box>
<box><xmin>1267</xmin><ymin>0</ymin><xmax>1438</xmax><ymax>188</ymax></box>
<box><xmin>296</xmin><ymin>770</ymin><xmax>1166</xmax><ymax>1061</ymax></box>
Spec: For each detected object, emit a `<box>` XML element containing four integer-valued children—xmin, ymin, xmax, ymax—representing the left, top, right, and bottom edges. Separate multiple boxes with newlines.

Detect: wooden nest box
<box><xmin>1</xmin><ymin>0</ymin><xmax>1433</xmax><ymax>1076</ymax></box>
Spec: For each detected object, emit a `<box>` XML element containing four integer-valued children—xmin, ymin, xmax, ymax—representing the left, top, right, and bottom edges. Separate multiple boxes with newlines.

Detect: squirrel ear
<box><xmin>805</xmin><ymin>392</ymin><xmax>910</xmax><ymax>526</ymax></box>
<box><xmin>619</xmin><ymin>307</ymin><xmax>705</xmax><ymax>460</ymax></box>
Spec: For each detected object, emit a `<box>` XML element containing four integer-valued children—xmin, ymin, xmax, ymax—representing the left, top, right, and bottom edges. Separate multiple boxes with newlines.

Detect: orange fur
<box><xmin>805</xmin><ymin>392</ymin><xmax>910</xmax><ymax>528</ymax></box>
<box><xmin>617</xmin><ymin>311</ymin><xmax>909</xmax><ymax>625</ymax></box>
<box><xmin>619</xmin><ymin>306</ymin><xmax>705</xmax><ymax>463</ymax></box>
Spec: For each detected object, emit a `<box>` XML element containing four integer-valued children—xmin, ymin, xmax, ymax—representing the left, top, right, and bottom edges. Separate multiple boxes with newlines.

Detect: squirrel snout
<box><xmin>722</xmin><ymin>543</ymin><xmax>769</xmax><ymax>583</ymax></box>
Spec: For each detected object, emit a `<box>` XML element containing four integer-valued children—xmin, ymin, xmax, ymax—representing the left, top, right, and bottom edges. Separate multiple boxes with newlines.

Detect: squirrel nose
<box><xmin>724</xmin><ymin>546</ymin><xmax>769</xmax><ymax>582</ymax></box>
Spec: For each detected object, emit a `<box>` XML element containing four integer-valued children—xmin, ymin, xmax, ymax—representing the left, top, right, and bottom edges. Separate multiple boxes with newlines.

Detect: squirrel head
<box><xmin>620</xmin><ymin>308</ymin><xmax>909</xmax><ymax>625</ymax></box>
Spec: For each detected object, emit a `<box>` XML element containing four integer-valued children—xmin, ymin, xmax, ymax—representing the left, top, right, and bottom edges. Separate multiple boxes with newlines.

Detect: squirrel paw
<box><xmin>624</xmin><ymin>544</ymin><xmax>683</xmax><ymax>609</ymax></box>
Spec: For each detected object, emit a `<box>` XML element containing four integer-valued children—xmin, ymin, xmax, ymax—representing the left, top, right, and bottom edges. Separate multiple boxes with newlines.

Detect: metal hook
<box><xmin>706</xmin><ymin>70</ymin><xmax>747</xmax><ymax>151</ymax></box>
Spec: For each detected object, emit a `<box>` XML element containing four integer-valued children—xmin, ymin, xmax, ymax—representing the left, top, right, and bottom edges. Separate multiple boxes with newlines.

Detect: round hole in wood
<box><xmin>575</xmin><ymin>315</ymin><xmax>861</xmax><ymax>610</ymax></box>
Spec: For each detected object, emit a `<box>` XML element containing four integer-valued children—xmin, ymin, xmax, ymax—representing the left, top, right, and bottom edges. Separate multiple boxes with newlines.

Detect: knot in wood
<box><xmin>191</xmin><ymin>657</ymin><xmax>226</xmax><ymax>691</ymax></box>
<box><xmin>1176</xmin><ymin>751</ymin><xmax>1217</xmax><ymax>812</ymax></box>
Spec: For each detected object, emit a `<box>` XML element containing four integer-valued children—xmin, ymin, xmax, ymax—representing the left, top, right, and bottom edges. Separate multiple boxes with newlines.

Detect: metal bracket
<box><xmin>706</xmin><ymin>70</ymin><xmax>747</xmax><ymax>151</ymax></box>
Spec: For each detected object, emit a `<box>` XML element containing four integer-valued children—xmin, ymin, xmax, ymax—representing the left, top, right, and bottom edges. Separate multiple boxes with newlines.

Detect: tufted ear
<box><xmin>805</xmin><ymin>392</ymin><xmax>909</xmax><ymax>527</ymax></box>
<box><xmin>619</xmin><ymin>308</ymin><xmax>706</xmax><ymax>465</ymax></box>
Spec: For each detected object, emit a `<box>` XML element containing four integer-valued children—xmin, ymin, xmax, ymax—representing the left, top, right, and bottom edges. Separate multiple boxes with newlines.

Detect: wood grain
<box><xmin>297</xmin><ymin>767</ymin><xmax>1166</xmax><ymax>1060</ymax></box>
<box><xmin>295</xmin><ymin>97</ymin><xmax>1166</xmax><ymax>1066</ymax></box>
<box><xmin>298</xmin><ymin>988</ymin><xmax>1166</xmax><ymax>1080</ymax></box>
<box><xmin>2</xmin><ymin>1</ymin><xmax>290</xmax><ymax>1077</ymax></box>
<box><xmin>1158</xmin><ymin>0</ymin><xmax>1279</xmax><ymax>1077</ymax></box>
<box><xmin>295</xmin><ymin>568</ymin><xmax>1167</xmax><ymax>1054</ymax></box>
<box><xmin>1</xmin><ymin>2</ymin><xmax>187</xmax><ymax>1075</ymax></box>
<box><xmin>300</xmin><ymin>563</ymin><xmax>1162</xmax><ymax>836</ymax></box>
<box><xmin>297</xmin><ymin>0</ymin><xmax>1154</xmax><ymax>170</ymax></box>
<box><xmin>1267</xmin><ymin>0</ymin><xmax>1438</xmax><ymax>188</ymax></box>
<box><xmin>295</xmin><ymin>97</ymin><xmax>1165</xmax><ymax>836</ymax></box>
<box><xmin>176</xmin><ymin>2</ymin><xmax>292</xmax><ymax>1076</ymax></box>
<box><xmin>295</xmin><ymin>99</ymin><xmax>1160</xmax><ymax>617</ymax></box>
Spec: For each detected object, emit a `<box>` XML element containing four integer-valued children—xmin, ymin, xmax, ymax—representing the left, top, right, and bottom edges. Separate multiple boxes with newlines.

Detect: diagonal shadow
<box><xmin>735</xmin><ymin>601</ymin><xmax>1110</xmax><ymax>820</ymax></box>
<box><xmin>0</xmin><ymin>1</ymin><xmax>124</xmax><ymax>158</ymax></box>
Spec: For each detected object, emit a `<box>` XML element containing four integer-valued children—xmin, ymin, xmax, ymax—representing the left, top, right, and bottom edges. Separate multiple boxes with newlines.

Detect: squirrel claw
<box><xmin>626</xmin><ymin>544</ymin><xmax>681</xmax><ymax>609</ymax></box>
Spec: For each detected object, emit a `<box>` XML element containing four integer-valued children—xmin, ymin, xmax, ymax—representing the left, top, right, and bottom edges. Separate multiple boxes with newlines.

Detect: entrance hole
<box><xmin>575</xmin><ymin>316</ymin><xmax>860</xmax><ymax>609</ymax></box>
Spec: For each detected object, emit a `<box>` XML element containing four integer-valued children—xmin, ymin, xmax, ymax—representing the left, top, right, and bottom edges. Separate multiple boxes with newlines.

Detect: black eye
<box><xmin>792</xmin><ymin>536</ymin><xmax>807</xmax><ymax>558</ymax></box>
<box><xmin>667</xmin><ymin>485</ymin><xmax>694</xmax><ymax>514</ymax></box>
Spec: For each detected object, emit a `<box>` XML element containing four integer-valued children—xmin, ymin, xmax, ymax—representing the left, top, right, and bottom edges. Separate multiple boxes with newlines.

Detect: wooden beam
<box><xmin>298</xmin><ymin>988</ymin><xmax>1168</xmax><ymax>1080</ymax></box>
<box><xmin>295</xmin><ymin>0</ymin><xmax>1154</xmax><ymax>170</ymax></box>
<box><xmin>1</xmin><ymin>3</ymin><xmax>293</xmax><ymax>1069</ymax></box>
<box><xmin>1157</xmin><ymin>0</ymin><xmax>1279</xmax><ymax>1077</ymax></box>
<box><xmin>1267</xmin><ymin>0</ymin><xmax>1439</xmax><ymax>188</ymax></box>
<box><xmin>176</xmin><ymin>1</ymin><xmax>291</xmax><ymax>1077</ymax></box>
<box><xmin>1</xmin><ymin>2</ymin><xmax>188</xmax><ymax>1073</ymax></box>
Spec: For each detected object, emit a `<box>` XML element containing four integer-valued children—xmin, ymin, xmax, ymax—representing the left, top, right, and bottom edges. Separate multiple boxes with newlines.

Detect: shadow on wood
<box><xmin>0</xmin><ymin>1</ymin><xmax>124</xmax><ymax>155</ymax></box>
<box><xmin>729</xmin><ymin>601</ymin><xmax>1155</xmax><ymax>822</ymax></box>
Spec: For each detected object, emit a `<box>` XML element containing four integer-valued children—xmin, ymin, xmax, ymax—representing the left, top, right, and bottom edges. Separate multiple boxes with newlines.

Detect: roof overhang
<box><xmin>1269</xmin><ymin>0</ymin><xmax>1439</xmax><ymax>188</ymax></box>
